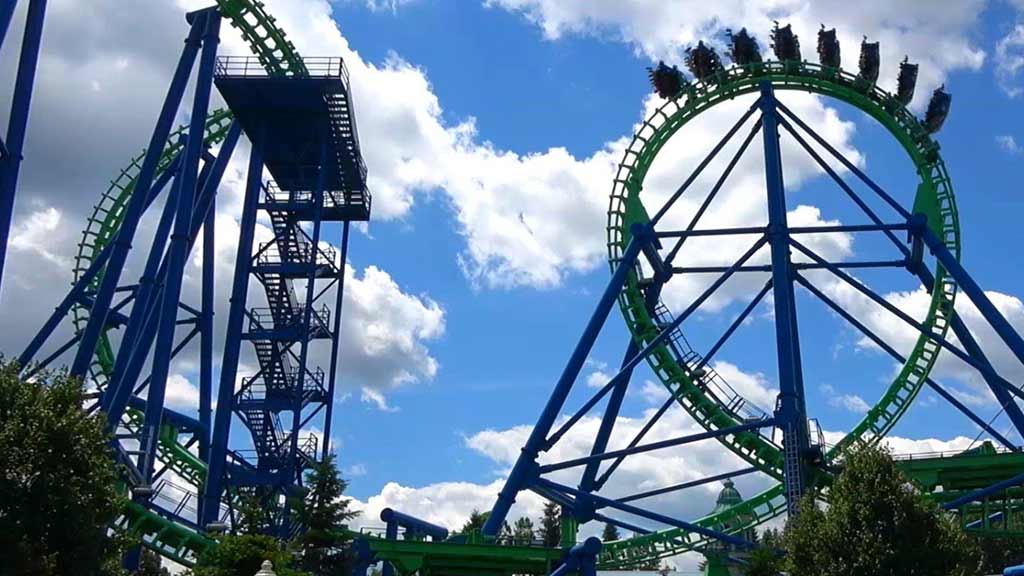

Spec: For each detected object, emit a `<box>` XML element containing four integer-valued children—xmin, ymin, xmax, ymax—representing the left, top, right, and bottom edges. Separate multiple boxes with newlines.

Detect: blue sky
<box><xmin>3</xmin><ymin>0</ymin><xmax>1024</xmax><ymax>559</ymax></box>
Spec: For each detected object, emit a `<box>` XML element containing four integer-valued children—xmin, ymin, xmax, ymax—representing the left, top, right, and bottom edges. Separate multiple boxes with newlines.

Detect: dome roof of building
<box><xmin>712</xmin><ymin>479</ymin><xmax>743</xmax><ymax>512</ymax></box>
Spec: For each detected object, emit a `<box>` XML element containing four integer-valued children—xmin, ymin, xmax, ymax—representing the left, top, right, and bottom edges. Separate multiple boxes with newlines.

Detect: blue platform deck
<box><xmin>214</xmin><ymin>56</ymin><xmax>370</xmax><ymax>221</ymax></box>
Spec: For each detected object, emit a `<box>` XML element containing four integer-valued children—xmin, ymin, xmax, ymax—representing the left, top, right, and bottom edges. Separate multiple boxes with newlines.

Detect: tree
<box><xmin>136</xmin><ymin>549</ymin><xmax>171</xmax><ymax>576</ymax></box>
<box><xmin>234</xmin><ymin>488</ymin><xmax>274</xmax><ymax>536</ymax></box>
<box><xmin>189</xmin><ymin>534</ymin><xmax>306</xmax><ymax>576</ymax></box>
<box><xmin>538</xmin><ymin>501</ymin><xmax>561</xmax><ymax>547</ymax></box>
<box><xmin>601</xmin><ymin>522</ymin><xmax>620</xmax><ymax>542</ymax></box>
<box><xmin>0</xmin><ymin>361</ymin><xmax>129</xmax><ymax>575</ymax></box>
<box><xmin>513</xmin><ymin>517</ymin><xmax>536</xmax><ymax>545</ymax></box>
<box><xmin>760</xmin><ymin>527</ymin><xmax>783</xmax><ymax>550</ymax></box>
<box><xmin>290</xmin><ymin>454</ymin><xmax>360</xmax><ymax>576</ymax></box>
<box><xmin>460</xmin><ymin>509</ymin><xmax>491</xmax><ymax>534</ymax></box>
<box><xmin>782</xmin><ymin>444</ymin><xmax>982</xmax><ymax>576</ymax></box>
<box><xmin>972</xmin><ymin>535</ymin><xmax>1024</xmax><ymax>574</ymax></box>
<box><xmin>746</xmin><ymin>546</ymin><xmax>783</xmax><ymax>576</ymax></box>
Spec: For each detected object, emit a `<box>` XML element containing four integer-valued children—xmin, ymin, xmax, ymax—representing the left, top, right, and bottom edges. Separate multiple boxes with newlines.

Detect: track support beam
<box><xmin>758</xmin><ymin>81</ymin><xmax>809</xmax><ymax>513</ymax></box>
<box><xmin>0</xmin><ymin>0</ymin><xmax>47</xmax><ymax>299</ymax></box>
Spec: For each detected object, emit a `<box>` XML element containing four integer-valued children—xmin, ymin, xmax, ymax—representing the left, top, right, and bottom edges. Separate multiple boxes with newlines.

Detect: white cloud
<box><xmin>996</xmin><ymin>24</ymin><xmax>1024</xmax><ymax>97</ymax></box>
<box><xmin>586</xmin><ymin>368</ymin><xmax>612</xmax><ymax>389</ymax></box>
<box><xmin>820</xmin><ymin>384</ymin><xmax>870</xmax><ymax>415</ymax></box>
<box><xmin>361</xmin><ymin>387</ymin><xmax>401</xmax><ymax>412</ymax></box>
<box><xmin>164</xmin><ymin>373</ymin><xmax>201</xmax><ymax>411</ymax></box>
<box><xmin>341</xmin><ymin>265</ymin><xmax>445</xmax><ymax>389</ymax></box>
<box><xmin>3</xmin><ymin>0</ymin><xmax>883</xmax><ymax>302</ymax></box>
<box><xmin>8</xmin><ymin>206</ymin><xmax>72</xmax><ymax>269</ymax></box>
<box><xmin>350</xmin><ymin>478</ymin><xmax>547</xmax><ymax>533</ymax></box>
<box><xmin>344</xmin><ymin>463</ymin><xmax>369</xmax><ymax>478</ymax></box>
<box><xmin>202</xmin><ymin>1</ymin><xmax>871</xmax><ymax>291</ymax></box>
<box><xmin>710</xmin><ymin>361</ymin><xmax>777</xmax><ymax>412</ymax></box>
<box><xmin>881</xmin><ymin>435</ymin><xmax>975</xmax><ymax>455</ymax></box>
<box><xmin>821</xmin><ymin>276</ymin><xmax>1024</xmax><ymax>410</ymax></box>
<box><xmin>638</xmin><ymin>379</ymin><xmax>669</xmax><ymax>404</ymax></box>
<box><xmin>488</xmin><ymin>0</ymin><xmax>986</xmax><ymax>108</ymax></box>
<box><xmin>364</xmin><ymin>0</ymin><xmax>418</xmax><ymax>13</ymax></box>
<box><xmin>997</xmin><ymin>134</ymin><xmax>1022</xmax><ymax>154</ymax></box>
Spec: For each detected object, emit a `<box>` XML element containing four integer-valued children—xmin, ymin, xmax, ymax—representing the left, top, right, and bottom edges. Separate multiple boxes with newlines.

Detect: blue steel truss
<box><xmin>13</xmin><ymin>3</ymin><xmax>371</xmax><ymax>546</ymax></box>
<box><xmin>482</xmin><ymin>81</ymin><xmax>1024</xmax><ymax>548</ymax></box>
<box><xmin>0</xmin><ymin>0</ymin><xmax>48</xmax><ymax>298</ymax></box>
<box><xmin>202</xmin><ymin>53</ymin><xmax>370</xmax><ymax>532</ymax></box>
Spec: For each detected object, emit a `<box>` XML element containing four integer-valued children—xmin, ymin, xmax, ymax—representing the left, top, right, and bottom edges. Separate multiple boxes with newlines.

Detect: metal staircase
<box><xmin>652</xmin><ymin>302</ymin><xmax>771</xmax><ymax>425</ymax></box>
<box><xmin>207</xmin><ymin>52</ymin><xmax>371</xmax><ymax>533</ymax></box>
<box><xmin>232</xmin><ymin>180</ymin><xmax>336</xmax><ymax>481</ymax></box>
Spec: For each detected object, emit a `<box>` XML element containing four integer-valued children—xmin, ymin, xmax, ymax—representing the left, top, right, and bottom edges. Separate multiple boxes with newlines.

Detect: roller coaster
<box><xmin>2</xmin><ymin>2</ymin><xmax>1024</xmax><ymax>575</ymax></box>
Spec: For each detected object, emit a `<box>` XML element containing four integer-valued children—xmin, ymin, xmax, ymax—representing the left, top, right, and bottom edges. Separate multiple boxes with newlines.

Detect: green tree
<box><xmin>290</xmin><ymin>454</ymin><xmax>360</xmax><ymax>576</ymax></box>
<box><xmin>972</xmin><ymin>535</ymin><xmax>1024</xmax><ymax>574</ymax></box>
<box><xmin>460</xmin><ymin>509</ymin><xmax>491</xmax><ymax>534</ymax></box>
<box><xmin>189</xmin><ymin>534</ymin><xmax>306</xmax><ymax>576</ymax></box>
<box><xmin>234</xmin><ymin>489</ymin><xmax>274</xmax><ymax>536</ymax></box>
<box><xmin>538</xmin><ymin>501</ymin><xmax>561</xmax><ymax>547</ymax></box>
<box><xmin>760</xmin><ymin>527</ymin><xmax>783</xmax><ymax>550</ymax></box>
<box><xmin>0</xmin><ymin>361</ymin><xmax>129</xmax><ymax>575</ymax></box>
<box><xmin>782</xmin><ymin>444</ymin><xmax>982</xmax><ymax>576</ymax></box>
<box><xmin>458</xmin><ymin>510</ymin><xmax>512</xmax><ymax>542</ymax></box>
<box><xmin>136</xmin><ymin>549</ymin><xmax>171</xmax><ymax>576</ymax></box>
<box><xmin>513</xmin><ymin>517</ymin><xmax>536</xmax><ymax>545</ymax></box>
<box><xmin>746</xmin><ymin>546</ymin><xmax>783</xmax><ymax>576</ymax></box>
<box><xmin>601</xmin><ymin>522</ymin><xmax>620</xmax><ymax>542</ymax></box>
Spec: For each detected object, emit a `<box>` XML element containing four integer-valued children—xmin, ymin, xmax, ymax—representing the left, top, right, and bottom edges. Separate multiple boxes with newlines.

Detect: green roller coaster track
<box><xmin>601</xmin><ymin>60</ymin><xmax>961</xmax><ymax>567</ymax></box>
<box><xmin>73</xmin><ymin>2</ymin><xmax>1021</xmax><ymax>570</ymax></box>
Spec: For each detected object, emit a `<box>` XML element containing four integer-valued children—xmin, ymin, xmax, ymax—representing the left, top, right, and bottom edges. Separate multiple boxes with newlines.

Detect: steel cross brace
<box><xmin>17</xmin><ymin>151</ymin><xmax>184</xmax><ymax>372</ymax></box>
<box><xmin>482</xmin><ymin>229</ymin><xmax>647</xmax><ymax>537</ymax></box>
<box><xmin>536</xmin><ymin>477</ymin><xmax>758</xmax><ymax>550</ymax></box>
<box><xmin>794</xmin><ymin>274</ymin><xmax>1017</xmax><ymax>449</ymax></box>
<box><xmin>70</xmin><ymin>7</ymin><xmax>215</xmax><ymax>379</ymax></box>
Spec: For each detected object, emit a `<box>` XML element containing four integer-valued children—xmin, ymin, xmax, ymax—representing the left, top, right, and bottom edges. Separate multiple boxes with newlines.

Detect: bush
<box><xmin>0</xmin><ymin>360</ymin><xmax>129</xmax><ymax>575</ymax></box>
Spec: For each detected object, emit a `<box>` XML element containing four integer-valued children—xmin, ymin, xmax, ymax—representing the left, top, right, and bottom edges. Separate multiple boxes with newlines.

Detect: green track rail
<box><xmin>898</xmin><ymin>443</ymin><xmax>1024</xmax><ymax>535</ymax></box>
<box><xmin>600</xmin><ymin>60</ymin><xmax>960</xmax><ymax>567</ymax></box>
<box><xmin>72</xmin><ymin>0</ymin><xmax>308</xmax><ymax>564</ymax></box>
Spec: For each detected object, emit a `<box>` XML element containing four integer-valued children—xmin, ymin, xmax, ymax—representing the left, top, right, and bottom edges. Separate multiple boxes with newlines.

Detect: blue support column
<box><xmin>382</xmin><ymin>519</ymin><xmax>398</xmax><ymax>576</ymax></box>
<box><xmin>203</xmin><ymin>128</ymin><xmax>264</xmax><ymax>528</ymax></box>
<box><xmin>140</xmin><ymin>9</ymin><xmax>221</xmax><ymax>482</ymax></box>
<box><xmin>200</xmin><ymin>193</ymin><xmax>215</xmax><ymax>461</ymax></box>
<box><xmin>758</xmin><ymin>82</ymin><xmax>808</xmax><ymax>513</ymax></box>
<box><xmin>322</xmin><ymin>220</ymin><xmax>350</xmax><ymax>459</ymax></box>
<box><xmin>104</xmin><ymin>123</ymin><xmax>239</xmax><ymax>428</ymax></box>
<box><xmin>577</xmin><ymin>337</ymin><xmax>640</xmax><ymax>497</ymax></box>
<box><xmin>70</xmin><ymin>12</ymin><xmax>205</xmax><ymax>379</ymax></box>
<box><xmin>483</xmin><ymin>236</ymin><xmax>643</xmax><ymax>536</ymax></box>
<box><xmin>0</xmin><ymin>0</ymin><xmax>18</xmax><ymax>49</ymax></box>
<box><xmin>291</xmin><ymin>132</ymin><xmax>330</xmax><ymax>479</ymax></box>
<box><xmin>549</xmin><ymin>537</ymin><xmax>601</xmax><ymax>576</ymax></box>
<box><xmin>102</xmin><ymin>137</ymin><xmax>190</xmax><ymax>417</ymax></box>
<box><xmin>0</xmin><ymin>0</ymin><xmax>47</xmax><ymax>298</ymax></box>
<box><xmin>578</xmin><ymin>283</ymin><xmax>663</xmax><ymax>495</ymax></box>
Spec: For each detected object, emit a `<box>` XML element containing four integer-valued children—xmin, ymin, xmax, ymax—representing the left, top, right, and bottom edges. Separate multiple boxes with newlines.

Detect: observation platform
<box><xmin>214</xmin><ymin>56</ymin><xmax>370</xmax><ymax>221</ymax></box>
